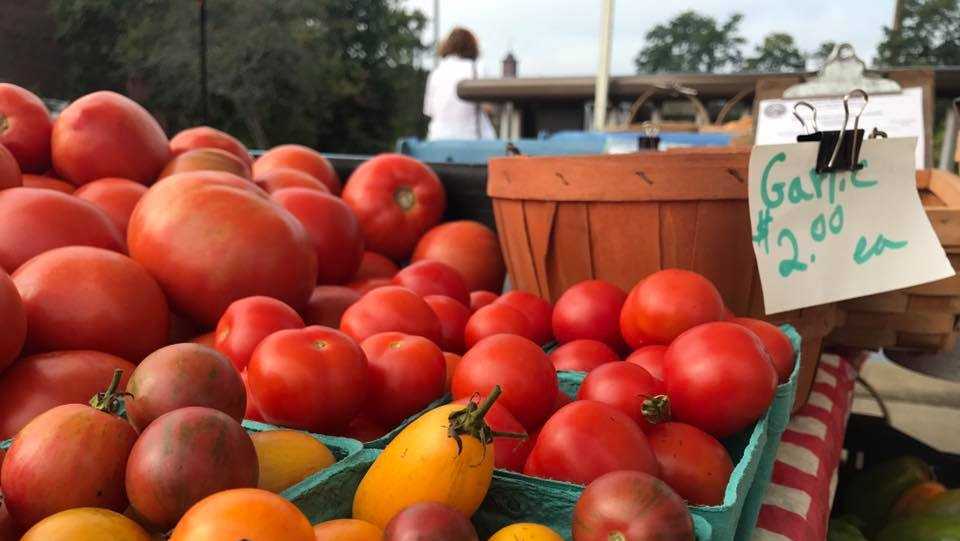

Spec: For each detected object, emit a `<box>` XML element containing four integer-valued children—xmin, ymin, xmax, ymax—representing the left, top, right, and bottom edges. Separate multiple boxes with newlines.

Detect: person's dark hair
<box><xmin>438</xmin><ymin>27</ymin><xmax>479</xmax><ymax>60</ymax></box>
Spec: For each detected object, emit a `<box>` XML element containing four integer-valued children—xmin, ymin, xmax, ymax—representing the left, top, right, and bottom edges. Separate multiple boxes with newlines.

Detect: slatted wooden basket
<box><xmin>487</xmin><ymin>148</ymin><xmax>839</xmax><ymax>411</ymax></box>
<box><xmin>827</xmin><ymin>169</ymin><xmax>960</xmax><ymax>352</ymax></box>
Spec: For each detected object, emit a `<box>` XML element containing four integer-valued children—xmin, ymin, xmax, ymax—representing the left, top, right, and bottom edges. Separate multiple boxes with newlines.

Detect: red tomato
<box><xmin>552</xmin><ymin>280</ymin><xmax>627</xmax><ymax>349</ymax></box>
<box><xmin>340</xmin><ymin>414</ymin><xmax>388</xmax><ymax>442</ymax></box>
<box><xmin>340</xmin><ymin>286</ymin><xmax>442</xmax><ymax>345</ymax></box>
<box><xmin>549</xmin><ymin>340</ymin><xmax>619</xmax><ymax>372</ymax></box>
<box><xmin>576</xmin><ymin>362</ymin><xmax>664</xmax><ymax>430</ymax></box>
<box><xmin>52</xmin><ymin>91</ymin><xmax>169</xmax><ymax>186</ymax></box>
<box><xmin>169</xmin><ymin>126</ymin><xmax>253</xmax><ymax>166</ymax></box>
<box><xmin>348</xmin><ymin>278</ymin><xmax>393</xmax><ymax>295</ymax></box>
<box><xmin>646</xmin><ymin>422</ymin><xmax>733</xmax><ymax>506</ymax></box>
<box><xmin>353</xmin><ymin>251</ymin><xmax>399</xmax><ymax>281</ymax></box>
<box><xmin>360</xmin><ymin>332</ymin><xmax>446</xmax><ymax>427</ymax></box>
<box><xmin>73</xmin><ymin>177</ymin><xmax>148</xmax><ymax>240</ymax></box>
<box><xmin>255</xmin><ymin>167</ymin><xmax>331</xmax><ymax>194</ymax></box>
<box><xmin>20</xmin><ymin>174</ymin><xmax>72</xmax><ymax>194</ymax></box>
<box><xmin>665</xmin><ymin>322</ymin><xmax>777</xmax><ymax>437</ymax></box>
<box><xmin>469</xmin><ymin>290</ymin><xmax>498</xmax><ymax>313</ymax></box>
<box><xmin>620</xmin><ymin>269</ymin><xmax>724</xmax><ymax>346</ymax></box>
<box><xmin>624</xmin><ymin>345</ymin><xmax>667</xmax><ymax>385</ymax></box>
<box><xmin>723</xmin><ymin>306</ymin><xmax>736</xmax><ymax>320</ymax></box>
<box><xmin>0</xmin><ymin>351</ymin><xmax>134</xmax><ymax>440</ymax></box>
<box><xmin>125</xmin><ymin>407</ymin><xmax>258</xmax><ymax>530</ymax></box>
<box><xmin>2</xmin><ymin>401</ymin><xmax>138</xmax><ymax>529</ymax></box>
<box><xmin>125</xmin><ymin>343</ymin><xmax>247</xmax><ymax>432</ymax></box>
<box><xmin>453</xmin><ymin>396</ymin><xmax>528</xmax><ymax>471</ymax></box>
<box><xmin>497</xmin><ymin>291</ymin><xmax>553</xmax><ymax>345</ymax></box>
<box><xmin>191</xmin><ymin>331</ymin><xmax>216</xmax><ymax>347</ymax></box>
<box><xmin>572</xmin><ymin>471</ymin><xmax>694</xmax><ymax>541</ymax></box>
<box><xmin>247</xmin><ymin>326</ymin><xmax>367</xmax><ymax>433</ymax></box>
<box><xmin>442</xmin><ymin>352</ymin><xmax>461</xmax><ymax>394</ymax></box>
<box><xmin>463</xmin><ymin>303</ymin><xmax>533</xmax><ymax>349</ymax></box>
<box><xmin>392</xmin><ymin>260</ymin><xmax>470</xmax><ymax>305</ymax></box>
<box><xmin>0</xmin><ymin>268</ymin><xmax>25</xmax><ymax>373</ymax></box>
<box><xmin>272</xmin><ymin>188</ymin><xmax>364</xmax><ymax>284</ymax></box>
<box><xmin>253</xmin><ymin>144</ymin><xmax>340</xmax><ymax>194</ymax></box>
<box><xmin>303</xmin><ymin>285</ymin><xmax>362</xmax><ymax>328</ymax></box>
<box><xmin>159</xmin><ymin>148</ymin><xmax>252</xmax><ymax>180</ymax></box>
<box><xmin>14</xmin><ymin>247</ymin><xmax>169</xmax><ymax>361</ymax></box>
<box><xmin>342</xmin><ymin>154</ymin><xmax>445</xmax><ymax>261</ymax></box>
<box><xmin>0</xmin><ymin>83</ymin><xmax>52</xmax><ymax>173</ymax></box>
<box><xmin>0</xmin><ymin>145</ymin><xmax>20</xmax><ymax>190</ymax></box>
<box><xmin>0</xmin><ymin>187</ymin><xmax>123</xmax><ymax>272</ymax></box>
<box><xmin>127</xmin><ymin>171</ymin><xmax>317</xmax><ymax>327</ymax></box>
<box><xmin>424</xmin><ymin>295</ymin><xmax>470</xmax><ymax>353</ymax></box>
<box><xmin>412</xmin><ymin>221</ymin><xmax>504</xmax><ymax>292</ymax></box>
<box><xmin>523</xmin><ymin>401</ymin><xmax>659</xmax><ymax>485</ymax></box>
<box><xmin>0</xmin><ymin>496</ymin><xmax>18</xmax><ymax>541</ymax></box>
<box><xmin>452</xmin><ymin>334</ymin><xmax>557</xmax><ymax>430</ymax></box>
<box><xmin>240</xmin><ymin>370</ymin><xmax>265</xmax><ymax>422</ymax></box>
<box><xmin>732</xmin><ymin>318</ymin><xmax>795</xmax><ymax>384</ymax></box>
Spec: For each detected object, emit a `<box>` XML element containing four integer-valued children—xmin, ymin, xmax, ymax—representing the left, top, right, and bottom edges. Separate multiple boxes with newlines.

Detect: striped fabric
<box><xmin>752</xmin><ymin>354</ymin><xmax>857</xmax><ymax>541</ymax></box>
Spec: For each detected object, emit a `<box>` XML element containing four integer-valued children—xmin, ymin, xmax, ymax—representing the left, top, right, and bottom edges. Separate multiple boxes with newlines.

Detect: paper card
<box><xmin>755</xmin><ymin>87</ymin><xmax>925</xmax><ymax>169</ymax></box>
<box><xmin>748</xmin><ymin>137</ymin><xmax>954</xmax><ymax>314</ymax></box>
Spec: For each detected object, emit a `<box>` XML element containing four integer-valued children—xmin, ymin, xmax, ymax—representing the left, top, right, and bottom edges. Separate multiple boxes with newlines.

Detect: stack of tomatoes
<box><xmin>445</xmin><ymin>269</ymin><xmax>794</xmax><ymax>509</ymax></box>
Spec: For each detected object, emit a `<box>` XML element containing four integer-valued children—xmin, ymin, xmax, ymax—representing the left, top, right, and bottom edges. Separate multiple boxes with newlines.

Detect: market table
<box><xmin>751</xmin><ymin>353</ymin><xmax>858</xmax><ymax>541</ymax></box>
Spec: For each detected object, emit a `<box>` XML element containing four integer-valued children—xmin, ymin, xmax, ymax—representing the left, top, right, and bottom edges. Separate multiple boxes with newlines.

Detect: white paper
<box><xmin>748</xmin><ymin>137</ymin><xmax>953</xmax><ymax>314</ymax></box>
<box><xmin>755</xmin><ymin>87</ymin><xmax>925</xmax><ymax>169</ymax></box>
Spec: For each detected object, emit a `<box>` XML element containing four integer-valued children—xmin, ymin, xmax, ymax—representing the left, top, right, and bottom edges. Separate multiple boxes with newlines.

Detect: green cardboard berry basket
<box><xmin>541</xmin><ymin>324</ymin><xmax>801</xmax><ymax>541</ymax></box>
<box><xmin>282</xmin><ymin>448</ymin><xmax>713</xmax><ymax>540</ymax></box>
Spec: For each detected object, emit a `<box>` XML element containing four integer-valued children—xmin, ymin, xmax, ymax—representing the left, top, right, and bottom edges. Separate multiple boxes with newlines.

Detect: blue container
<box><xmin>284</xmin><ymin>448</ymin><xmax>713</xmax><ymax>540</ymax></box>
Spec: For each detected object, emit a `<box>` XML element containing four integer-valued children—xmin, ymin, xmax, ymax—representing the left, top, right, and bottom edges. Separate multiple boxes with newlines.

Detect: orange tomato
<box><xmin>20</xmin><ymin>508</ymin><xmax>150</xmax><ymax>541</ymax></box>
<box><xmin>170</xmin><ymin>488</ymin><xmax>314</xmax><ymax>541</ymax></box>
<box><xmin>251</xmin><ymin>430</ymin><xmax>336</xmax><ymax>493</ymax></box>
<box><xmin>313</xmin><ymin>519</ymin><xmax>383</xmax><ymax>541</ymax></box>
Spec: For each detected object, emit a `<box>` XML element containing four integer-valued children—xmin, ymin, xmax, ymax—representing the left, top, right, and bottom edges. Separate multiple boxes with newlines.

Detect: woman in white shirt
<box><xmin>423</xmin><ymin>27</ymin><xmax>496</xmax><ymax>141</ymax></box>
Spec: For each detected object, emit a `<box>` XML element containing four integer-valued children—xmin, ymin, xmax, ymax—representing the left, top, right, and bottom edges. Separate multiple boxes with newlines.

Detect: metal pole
<box><xmin>593</xmin><ymin>0</ymin><xmax>614</xmax><ymax>131</ymax></box>
<box><xmin>199</xmin><ymin>0</ymin><xmax>209</xmax><ymax>123</ymax></box>
<box><xmin>433</xmin><ymin>0</ymin><xmax>440</xmax><ymax>67</ymax></box>
<box><xmin>938</xmin><ymin>107</ymin><xmax>957</xmax><ymax>171</ymax></box>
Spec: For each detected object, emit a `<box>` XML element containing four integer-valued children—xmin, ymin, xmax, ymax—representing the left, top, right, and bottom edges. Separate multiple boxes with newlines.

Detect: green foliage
<box><xmin>49</xmin><ymin>0</ymin><xmax>427</xmax><ymax>152</ymax></box>
<box><xmin>876</xmin><ymin>0</ymin><xmax>960</xmax><ymax>66</ymax></box>
<box><xmin>635</xmin><ymin>11</ymin><xmax>746</xmax><ymax>73</ymax></box>
<box><xmin>745</xmin><ymin>33</ymin><xmax>806</xmax><ymax>72</ymax></box>
<box><xmin>810</xmin><ymin>41</ymin><xmax>839</xmax><ymax>68</ymax></box>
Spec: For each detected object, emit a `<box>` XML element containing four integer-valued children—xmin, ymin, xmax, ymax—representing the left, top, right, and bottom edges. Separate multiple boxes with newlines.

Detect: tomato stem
<box><xmin>447</xmin><ymin>385</ymin><xmax>524</xmax><ymax>455</ymax></box>
<box><xmin>641</xmin><ymin>394</ymin><xmax>672</xmax><ymax>425</ymax></box>
<box><xmin>89</xmin><ymin>369</ymin><xmax>129</xmax><ymax>415</ymax></box>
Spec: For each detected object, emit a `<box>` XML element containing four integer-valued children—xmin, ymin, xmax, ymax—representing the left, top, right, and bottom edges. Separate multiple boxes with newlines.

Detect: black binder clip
<box><xmin>794</xmin><ymin>89</ymin><xmax>869</xmax><ymax>173</ymax></box>
<box><xmin>637</xmin><ymin>121</ymin><xmax>661</xmax><ymax>151</ymax></box>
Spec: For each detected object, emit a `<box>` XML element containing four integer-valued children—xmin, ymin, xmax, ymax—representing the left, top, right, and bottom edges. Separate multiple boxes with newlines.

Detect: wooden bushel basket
<box><xmin>487</xmin><ymin>148</ymin><xmax>839</xmax><ymax>411</ymax></box>
<box><xmin>828</xmin><ymin>169</ymin><xmax>960</xmax><ymax>352</ymax></box>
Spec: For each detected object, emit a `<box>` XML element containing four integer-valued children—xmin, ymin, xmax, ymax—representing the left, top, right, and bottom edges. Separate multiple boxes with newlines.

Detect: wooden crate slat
<box><xmin>839</xmin><ymin>292</ymin><xmax>910</xmax><ymax>313</ymax></box>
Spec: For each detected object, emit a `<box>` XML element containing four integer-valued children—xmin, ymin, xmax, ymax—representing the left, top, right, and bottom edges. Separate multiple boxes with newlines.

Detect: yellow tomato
<box><xmin>251</xmin><ymin>429</ymin><xmax>336</xmax><ymax>493</ymax></box>
<box><xmin>489</xmin><ymin>523</ymin><xmax>564</xmax><ymax>541</ymax></box>
<box><xmin>353</xmin><ymin>390</ymin><xmax>503</xmax><ymax>529</ymax></box>
<box><xmin>170</xmin><ymin>488</ymin><xmax>315</xmax><ymax>541</ymax></box>
<box><xmin>313</xmin><ymin>518</ymin><xmax>384</xmax><ymax>541</ymax></box>
<box><xmin>21</xmin><ymin>508</ymin><xmax>151</xmax><ymax>541</ymax></box>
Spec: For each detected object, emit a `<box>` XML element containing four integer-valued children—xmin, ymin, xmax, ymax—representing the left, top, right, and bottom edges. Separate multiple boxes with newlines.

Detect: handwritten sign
<box><xmin>749</xmin><ymin>137</ymin><xmax>953</xmax><ymax>314</ymax></box>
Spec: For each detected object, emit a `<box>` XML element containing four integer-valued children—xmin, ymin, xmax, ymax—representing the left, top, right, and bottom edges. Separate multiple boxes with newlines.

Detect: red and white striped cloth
<box><xmin>752</xmin><ymin>353</ymin><xmax>858</xmax><ymax>541</ymax></box>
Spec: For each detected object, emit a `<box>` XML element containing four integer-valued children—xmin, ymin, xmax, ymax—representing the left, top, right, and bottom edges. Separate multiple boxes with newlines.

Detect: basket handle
<box><xmin>621</xmin><ymin>84</ymin><xmax>710</xmax><ymax>129</ymax></box>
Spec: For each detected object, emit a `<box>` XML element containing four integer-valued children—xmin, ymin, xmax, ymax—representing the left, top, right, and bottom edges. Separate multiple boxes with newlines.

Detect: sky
<box><xmin>400</xmin><ymin>1</ymin><xmax>897</xmax><ymax>77</ymax></box>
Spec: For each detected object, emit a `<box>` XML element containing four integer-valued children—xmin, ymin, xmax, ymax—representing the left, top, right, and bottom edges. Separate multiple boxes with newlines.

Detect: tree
<box><xmin>744</xmin><ymin>33</ymin><xmax>805</xmax><ymax>72</ymax></box>
<box><xmin>49</xmin><ymin>0</ymin><xmax>427</xmax><ymax>152</ymax></box>
<box><xmin>635</xmin><ymin>11</ymin><xmax>746</xmax><ymax>73</ymax></box>
<box><xmin>876</xmin><ymin>0</ymin><xmax>960</xmax><ymax>66</ymax></box>
<box><xmin>810</xmin><ymin>41</ymin><xmax>838</xmax><ymax>68</ymax></box>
